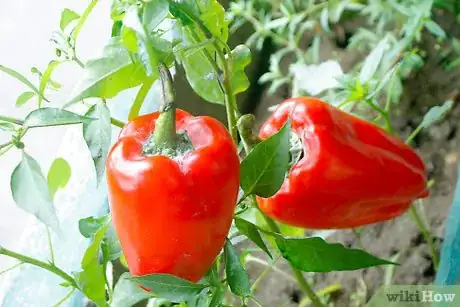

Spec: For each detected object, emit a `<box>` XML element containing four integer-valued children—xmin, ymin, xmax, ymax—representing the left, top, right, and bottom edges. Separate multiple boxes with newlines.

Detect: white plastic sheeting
<box><xmin>0</xmin><ymin>0</ymin><xmax>165</xmax><ymax>305</ymax></box>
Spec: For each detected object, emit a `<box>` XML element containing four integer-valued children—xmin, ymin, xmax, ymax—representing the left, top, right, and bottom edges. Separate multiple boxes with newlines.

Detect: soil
<box><xmin>246</xmin><ymin>9</ymin><xmax>460</xmax><ymax>307</ymax></box>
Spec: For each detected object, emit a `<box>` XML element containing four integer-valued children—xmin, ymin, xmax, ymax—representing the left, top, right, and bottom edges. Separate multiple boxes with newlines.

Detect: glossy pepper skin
<box><xmin>106</xmin><ymin>110</ymin><xmax>239</xmax><ymax>282</ymax></box>
<box><xmin>257</xmin><ymin>97</ymin><xmax>429</xmax><ymax>229</ymax></box>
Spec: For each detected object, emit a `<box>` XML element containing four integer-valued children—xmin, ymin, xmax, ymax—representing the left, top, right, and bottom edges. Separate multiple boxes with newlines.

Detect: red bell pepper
<box><xmin>257</xmin><ymin>97</ymin><xmax>429</xmax><ymax>229</ymax></box>
<box><xmin>106</xmin><ymin>109</ymin><xmax>239</xmax><ymax>282</ymax></box>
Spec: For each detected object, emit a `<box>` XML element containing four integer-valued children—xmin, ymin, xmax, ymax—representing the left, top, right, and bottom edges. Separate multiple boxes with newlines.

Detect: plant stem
<box><xmin>0</xmin><ymin>141</ymin><xmax>13</xmax><ymax>151</ymax></box>
<box><xmin>46</xmin><ymin>226</ymin><xmax>55</xmax><ymax>265</ymax></box>
<box><xmin>187</xmin><ymin>25</ymin><xmax>237</xmax><ymax>141</ymax></box>
<box><xmin>299</xmin><ymin>284</ymin><xmax>342</xmax><ymax>307</ymax></box>
<box><xmin>258</xmin><ymin>203</ymin><xmax>324</xmax><ymax>307</ymax></box>
<box><xmin>246</xmin><ymin>254</ymin><xmax>296</xmax><ymax>283</ymax></box>
<box><xmin>0</xmin><ymin>115</ymin><xmax>24</xmax><ymax>126</ymax></box>
<box><xmin>250</xmin><ymin>296</ymin><xmax>264</xmax><ymax>307</ymax></box>
<box><xmin>406</xmin><ymin>124</ymin><xmax>423</xmax><ymax>145</ymax></box>
<box><xmin>110</xmin><ymin>117</ymin><xmax>126</xmax><ymax>128</ymax></box>
<box><xmin>53</xmin><ymin>287</ymin><xmax>76</xmax><ymax>307</ymax></box>
<box><xmin>364</xmin><ymin>99</ymin><xmax>393</xmax><ymax>133</ymax></box>
<box><xmin>213</xmin><ymin>42</ymin><xmax>238</xmax><ymax>142</ymax></box>
<box><xmin>152</xmin><ymin>62</ymin><xmax>177</xmax><ymax>149</ymax></box>
<box><xmin>0</xmin><ymin>245</ymin><xmax>77</xmax><ymax>288</ymax></box>
<box><xmin>250</xmin><ymin>255</ymin><xmax>283</xmax><ymax>293</ymax></box>
<box><xmin>0</xmin><ymin>261</ymin><xmax>23</xmax><ymax>275</ymax></box>
<box><xmin>409</xmin><ymin>204</ymin><xmax>439</xmax><ymax>271</ymax></box>
<box><xmin>73</xmin><ymin>57</ymin><xmax>85</xmax><ymax>68</ymax></box>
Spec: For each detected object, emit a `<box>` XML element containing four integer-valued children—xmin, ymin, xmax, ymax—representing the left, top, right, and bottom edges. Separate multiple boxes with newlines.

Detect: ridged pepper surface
<box><xmin>257</xmin><ymin>97</ymin><xmax>428</xmax><ymax>229</ymax></box>
<box><xmin>107</xmin><ymin>110</ymin><xmax>239</xmax><ymax>282</ymax></box>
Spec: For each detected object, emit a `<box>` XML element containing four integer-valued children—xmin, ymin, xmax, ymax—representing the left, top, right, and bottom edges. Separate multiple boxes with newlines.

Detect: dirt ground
<box><xmin>246</xmin><ymin>10</ymin><xmax>460</xmax><ymax>307</ymax></box>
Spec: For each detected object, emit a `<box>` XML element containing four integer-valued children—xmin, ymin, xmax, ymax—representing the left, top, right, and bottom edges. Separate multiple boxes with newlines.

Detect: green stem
<box><xmin>128</xmin><ymin>79</ymin><xmax>154</xmax><ymax>120</ymax></box>
<box><xmin>0</xmin><ymin>245</ymin><xmax>77</xmax><ymax>288</ymax></box>
<box><xmin>0</xmin><ymin>115</ymin><xmax>24</xmax><ymax>126</ymax></box>
<box><xmin>257</xmin><ymin>202</ymin><xmax>324</xmax><ymax>307</ymax></box>
<box><xmin>152</xmin><ymin>62</ymin><xmax>177</xmax><ymax>149</ymax></box>
<box><xmin>104</xmin><ymin>261</ymin><xmax>113</xmax><ymax>304</ymax></box>
<box><xmin>213</xmin><ymin>42</ymin><xmax>238</xmax><ymax>143</ymax></box>
<box><xmin>250</xmin><ymin>296</ymin><xmax>264</xmax><ymax>307</ymax></box>
<box><xmin>73</xmin><ymin>57</ymin><xmax>85</xmax><ymax>68</ymax></box>
<box><xmin>364</xmin><ymin>99</ymin><xmax>393</xmax><ymax>133</ymax></box>
<box><xmin>246</xmin><ymin>255</ymin><xmax>295</xmax><ymax>282</ymax></box>
<box><xmin>188</xmin><ymin>27</ymin><xmax>237</xmax><ymax>142</ymax></box>
<box><xmin>409</xmin><ymin>205</ymin><xmax>439</xmax><ymax>271</ymax></box>
<box><xmin>406</xmin><ymin>124</ymin><xmax>423</xmax><ymax>145</ymax></box>
<box><xmin>250</xmin><ymin>255</ymin><xmax>282</xmax><ymax>293</ymax></box>
<box><xmin>110</xmin><ymin>117</ymin><xmax>126</xmax><ymax>128</ymax></box>
<box><xmin>0</xmin><ymin>141</ymin><xmax>13</xmax><ymax>151</ymax></box>
<box><xmin>299</xmin><ymin>284</ymin><xmax>342</xmax><ymax>307</ymax></box>
<box><xmin>46</xmin><ymin>226</ymin><xmax>55</xmax><ymax>265</ymax></box>
<box><xmin>53</xmin><ymin>287</ymin><xmax>76</xmax><ymax>307</ymax></box>
<box><xmin>0</xmin><ymin>261</ymin><xmax>23</xmax><ymax>275</ymax></box>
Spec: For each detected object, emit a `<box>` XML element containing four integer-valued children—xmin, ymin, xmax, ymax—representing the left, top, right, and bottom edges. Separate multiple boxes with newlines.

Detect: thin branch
<box><xmin>0</xmin><ymin>115</ymin><xmax>24</xmax><ymax>126</ymax></box>
<box><xmin>46</xmin><ymin>226</ymin><xmax>55</xmax><ymax>265</ymax></box>
<box><xmin>52</xmin><ymin>287</ymin><xmax>76</xmax><ymax>307</ymax></box>
<box><xmin>0</xmin><ymin>245</ymin><xmax>77</xmax><ymax>288</ymax></box>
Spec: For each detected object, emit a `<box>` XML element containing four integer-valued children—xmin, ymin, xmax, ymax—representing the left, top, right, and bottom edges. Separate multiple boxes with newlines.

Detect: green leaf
<box><xmin>129</xmin><ymin>79</ymin><xmax>154</xmax><ymax>120</ymax></box>
<box><xmin>0</xmin><ymin>122</ymin><xmax>16</xmax><ymax>131</ymax></box>
<box><xmin>66</xmin><ymin>38</ymin><xmax>149</xmax><ymax>104</ymax></box>
<box><xmin>421</xmin><ymin>100</ymin><xmax>454</xmax><ymax>129</ymax></box>
<box><xmin>82</xmin><ymin>220</ymin><xmax>110</xmax><ymax>267</ymax></box>
<box><xmin>72</xmin><ymin>0</ymin><xmax>99</xmax><ymax>41</ymax></box>
<box><xmin>229</xmin><ymin>45</ymin><xmax>251</xmax><ymax>95</ymax></box>
<box><xmin>74</xmin><ymin>215</ymin><xmax>110</xmax><ymax>306</ymax></box>
<box><xmin>38</xmin><ymin>61</ymin><xmax>64</xmax><ymax>106</ymax></box>
<box><xmin>452</xmin><ymin>38</ymin><xmax>460</xmax><ymax>54</ymax></box>
<box><xmin>47</xmin><ymin>158</ymin><xmax>71</xmax><ymax>199</ymax></box>
<box><xmin>102</xmin><ymin>222</ymin><xmax>122</xmax><ymax>261</ymax></box>
<box><xmin>187</xmin><ymin>289</ymin><xmax>211</xmax><ymax>307</ymax></box>
<box><xmin>79</xmin><ymin>214</ymin><xmax>110</xmax><ymax>238</ymax></box>
<box><xmin>276</xmin><ymin>236</ymin><xmax>395</xmax><ymax>272</ymax></box>
<box><xmin>111</xmin><ymin>0</ymin><xmax>132</xmax><ymax>20</ymax></box>
<box><xmin>208</xmin><ymin>285</ymin><xmax>225</xmax><ymax>307</ymax></box>
<box><xmin>121</xmin><ymin>26</ymin><xmax>138</xmax><ymax>53</ymax></box>
<box><xmin>320</xmin><ymin>8</ymin><xmax>330</xmax><ymax>32</ymax></box>
<box><xmin>16</xmin><ymin>91</ymin><xmax>36</xmax><ymax>107</ymax></box>
<box><xmin>83</xmin><ymin>102</ymin><xmax>111</xmax><ymax>184</ymax></box>
<box><xmin>425</xmin><ymin>20</ymin><xmax>446</xmax><ymax>40</ymax></box>
<box><xmin>235</xmin><ymin>218</ymin><xmax>272</xmax><ymax>258</ymax></box>
<box><xmin>198</xmin><ymin>0</ymin><xmax>229</xmax><ymax>42</ymax></box>
<box><xmin>240</xmin><ymin>121</ymin><xmax>291</xmax><ymax>197</ymax></box>
<box><xmin>60</xmin><ymin>8</ymin><xmax>80</xmax><ymax>30</ymax></box>
<box><xmin>24</xmin><ymin>108</ymin><xmax>92</xmax><ymax>128</ymax></box>
<box><xmin>10</xmin><ymin>152</ymin><xmax>59</xmax><ymax>230</ymax></box>
<box><xmin>123</xmin><ymin>6</ymin><xmax>158</xmax><ymax>76</ymax></box>
<box><xmin>112</xmin><ymin>20</ymin><xmax>123</xmax><ymax>37</ymax></box>
<box><xmin>367</xmin><ymin>64</ymin><xmax>400</xmax><ymax>99</ymax></box>
<box><xmin>254</xmin><ymin>209</ymin><xmax>303</xmax><ymax>249</ymax></box>
<box><xmin>169</xmin><ymin>0</ymin><xmax>199</xmax><ymax>25</ymax></box>
<box><xmin>112</xmin><ymin>272</ymin><xmax>152</xmax><ymax>307</ymax></box>
<box><xmin>224</xmin><ymin>239</ymin><xmax>251</xmax><ymax>297</ymax></box>
<box><xmin>132</xmin><ymin>274</ymin><xmax>207</xmax><ymax>302</ymax></box>
<box><xmin>175</xmin><ymin>25</ymin><xmax>224</xmax><ymax>104</ymax></box>
<box><xmin>143</xmin><ymin>0</ymin><xmax>169</xmax><ymax>32</ymax></box>
<box><xmin>79</xmin><ymin>212</ymin><xmax>121</xmax><ymax>262</ymax></box>
<box><xmin>0</xmin><ymin>64</ymin><xmax>47</xmax><ymax>102</ymax></box>
<box><xmin>359</xmin><ymin>38</ymin><xmax>389</xmax><ymax>84</ymax></box>
<box><xmin>74</xmin><ymin>261</ymin><xmax>107</xmax><ymax>307</ymax></box>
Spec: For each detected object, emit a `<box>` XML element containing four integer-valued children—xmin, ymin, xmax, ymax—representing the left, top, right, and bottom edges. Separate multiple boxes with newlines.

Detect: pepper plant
<box><xmin>0</xmin><ymin>0</ymin><xmax>456</xmax><ymax>306</ymax></box>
